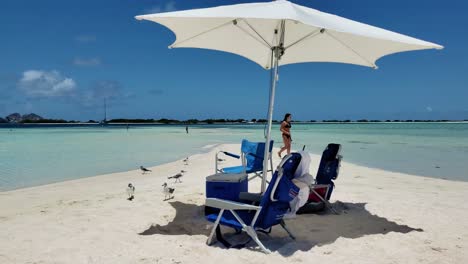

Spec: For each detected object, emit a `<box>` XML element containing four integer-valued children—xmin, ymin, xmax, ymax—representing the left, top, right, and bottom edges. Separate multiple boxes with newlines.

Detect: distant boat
<box><xmin>99</xmin><ymin>98</ymin><xmax>108</xmax><ymax>126</ymax></box>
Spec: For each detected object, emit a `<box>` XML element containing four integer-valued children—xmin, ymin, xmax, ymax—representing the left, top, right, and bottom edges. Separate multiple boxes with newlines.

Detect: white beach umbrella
<box><xmin>136</xmin><ymin>0</ymin><xmax>442</xmax><ymax>193</ymax></box>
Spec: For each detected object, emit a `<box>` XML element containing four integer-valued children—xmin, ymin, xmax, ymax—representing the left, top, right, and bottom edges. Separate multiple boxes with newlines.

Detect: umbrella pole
<box><xmin>261</xmin><ymin>48</ymin><xmax>281</xmax><ymax>193</ymax></box>
<box><xmin>261</xmin><ymin>20</ymin><xmax>285</xmax><ymax>194</ymax></box>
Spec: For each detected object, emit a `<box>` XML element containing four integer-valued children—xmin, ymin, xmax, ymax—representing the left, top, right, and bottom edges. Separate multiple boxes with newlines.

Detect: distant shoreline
<box><xmin>1</xmin><ymin>121</ymin><xmax>468</xmax><ymax>127</ymax></box>
<box><xmin>2</xmin><ymin>112</ymin><xmax>467</xmax><ymax>126</ymax></box>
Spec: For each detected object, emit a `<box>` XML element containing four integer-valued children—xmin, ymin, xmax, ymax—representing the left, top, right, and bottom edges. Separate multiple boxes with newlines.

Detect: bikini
<box><xmin>282</xmin><ymin>121</ymin><xmax>292</xmax><ymax>141</ymax></box>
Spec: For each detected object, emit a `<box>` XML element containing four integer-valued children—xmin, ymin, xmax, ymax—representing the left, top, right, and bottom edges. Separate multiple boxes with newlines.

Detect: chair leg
<box><xmin>311</xmin><ymin>189</ymin><xmax>339</xmax><ymax>214</ymax></box>
<box><xmin>244</xmin><ymin>226</ymin><xmax>271</xmax><ymax>254</ymax></box>
<box><xmin>280</xmin><ymin>220</ymin><xmax>296</xmax><ymax>240</ymax></box>
<box><xmin>248</xmin><ymin>173</ymin><xmax>270</xmax><ymax>184</ymax></box>
<box><xmin>247</xmin><ymin>173</ymin><xmax>258</xmax><ymax>182</ymax></box>
<box><xmin>270</xmin><ymin>156</ymin><xmax>274</xmax><ymax>177</ymax></box>
<box><xmin>207</xmin><ymin>209</ymin><xmax>224</xmax><ymax>245</ymax></box>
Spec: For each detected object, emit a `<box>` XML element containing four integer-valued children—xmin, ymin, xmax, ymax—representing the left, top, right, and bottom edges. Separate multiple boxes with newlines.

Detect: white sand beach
<box><xmin>0</xmin><ymin>144</ymin><xmax>467</xmax><ymax>264</ymax></box>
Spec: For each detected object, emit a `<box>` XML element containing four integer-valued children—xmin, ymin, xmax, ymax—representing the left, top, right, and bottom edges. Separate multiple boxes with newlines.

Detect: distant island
<box><xmin>0</xmin><ymin>113</ymin><xmax>467</xmax><ymax>125</ymax></box>
<box><xmin>1</xmin><ymin>113</ymin><xmax>76</xmax><ymax>124</ymax></box>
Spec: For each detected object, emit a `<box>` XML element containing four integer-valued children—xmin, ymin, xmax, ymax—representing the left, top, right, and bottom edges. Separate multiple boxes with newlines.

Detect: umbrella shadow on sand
<box><xmin>139</xmin><ymin>201</ymin><xmax>422</xmax><ymax>256</ymax></box>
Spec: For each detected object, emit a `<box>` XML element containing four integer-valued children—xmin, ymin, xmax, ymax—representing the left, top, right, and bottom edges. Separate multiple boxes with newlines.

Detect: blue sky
<box><xmin>0</xmin><ymin>0</ymin><xmax>466</xmax><ymax>121</ymax></box>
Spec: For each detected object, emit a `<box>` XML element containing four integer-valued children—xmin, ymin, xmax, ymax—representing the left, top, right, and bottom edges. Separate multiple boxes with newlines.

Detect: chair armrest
<box><xmin>239</xmin><ymin>192</ymin><xmax>263</xmax><ymax>203</ymax></box>
<box><xmin>220</xmin><ymin>151</ymin><xmax>240</xmax><ymax>159</ymax></box>
<box><xmin>310</xmin><ymin>184</ymin><xmax>330</xmax><ymax>189</ymax></box>
<box><xmin>206</xmin><ymin>198</ymin><xmax>261</xmax><ymax>211</ymax></box>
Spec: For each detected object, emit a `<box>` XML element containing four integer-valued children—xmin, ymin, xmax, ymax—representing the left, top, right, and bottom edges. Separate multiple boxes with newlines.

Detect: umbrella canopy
<box><xmin>136</xmin><ymin>0</ymin><xmax>442</xmax><ymax>193</ymax></box>
<box><xmin>136</xmin><ymin>0</ymin><xmax>442</xmax><ymax>69</ymax></box>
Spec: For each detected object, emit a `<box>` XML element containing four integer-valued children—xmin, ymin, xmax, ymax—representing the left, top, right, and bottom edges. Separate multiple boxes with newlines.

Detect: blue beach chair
<box><xmin>215</xmin><ymin>139</ymin><xmax>274</xmax><ymax>182</ymax></box>
<box><xmin>297</xmin><ymin>143</ymin><xmax>343</xmax><ymax>214</ymax></box>
<box><xmin>205</xmin><ymin>153</ymin><xmax>301</xmax><ymax>254</ymax></box>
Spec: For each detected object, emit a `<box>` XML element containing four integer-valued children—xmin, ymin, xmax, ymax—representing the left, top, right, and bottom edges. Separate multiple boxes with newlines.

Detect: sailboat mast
<box><xmin>104</xmin><ymin>98</ymin><xmax>107</xmax><ymax>122</ymax></box>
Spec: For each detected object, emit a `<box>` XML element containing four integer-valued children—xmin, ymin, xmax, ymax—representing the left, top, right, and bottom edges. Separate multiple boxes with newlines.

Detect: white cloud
<box><xmin>73</xmin><ymin>57</ymin><xmax>101</xmax><ymax>66</ymax></box>
<box><xmin>18</xmin><ymin>70</ymin><xmax>76</xmax><ymax>97</ymax></box>
<box><xmin>145</xmin><ymin>0</ymin><xmax>177</xmax><ymax>13</ymax></box>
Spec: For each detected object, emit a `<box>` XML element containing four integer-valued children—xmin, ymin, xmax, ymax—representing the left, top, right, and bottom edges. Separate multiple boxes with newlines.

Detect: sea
<box><xmin>1</xmin><ymin>122</ymin><xmax>467</xmax><ymax>191</ymax></box>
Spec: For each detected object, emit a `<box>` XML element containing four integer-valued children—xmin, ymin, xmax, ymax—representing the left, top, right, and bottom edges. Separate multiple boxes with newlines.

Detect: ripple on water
<box><xmin>347</xmin><ymin>140</ymin><xmax>377</xmax><ymax>145</ymax></box>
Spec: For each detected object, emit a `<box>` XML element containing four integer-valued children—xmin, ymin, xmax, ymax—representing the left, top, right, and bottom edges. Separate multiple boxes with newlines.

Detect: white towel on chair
<box><xmin>289</xmin><ymin>178</ymin><xmax>310</xmax><ymax>214</ymax></box>
<box><xmin>293</xmin><ymin>151</ymin><xmax>314</xmax><ymax>185</ymax></box>
<box><xmin>286</xmin><ymin>152</ymin><xmax>314</xmax><ymax>216</ymax></box>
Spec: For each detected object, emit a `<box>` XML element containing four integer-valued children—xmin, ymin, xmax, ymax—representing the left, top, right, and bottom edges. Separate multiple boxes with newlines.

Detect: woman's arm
<box><xmin>280</xmin><ymin>121</ymin><xmax>290</xmax><ymax>135</ymax></box>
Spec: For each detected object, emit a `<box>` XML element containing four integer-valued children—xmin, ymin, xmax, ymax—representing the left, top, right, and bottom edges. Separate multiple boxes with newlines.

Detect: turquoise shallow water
<box><xmin>0</xmin><ymin>123</ymin><xmax>467</xmax><ymax>191</ymax></box>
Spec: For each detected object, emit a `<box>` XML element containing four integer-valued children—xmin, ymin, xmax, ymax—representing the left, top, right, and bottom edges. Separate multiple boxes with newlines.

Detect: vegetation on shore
<box><xmin>1</xmin><ymin>113</ymin><xmax>466</xmax><ymax>125</ymax></box>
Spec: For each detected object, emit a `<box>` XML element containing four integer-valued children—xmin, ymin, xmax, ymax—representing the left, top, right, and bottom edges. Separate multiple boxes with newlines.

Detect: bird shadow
<box><xmin>139</xmin><ymin>201</ymin><xmax>422</xmax><ymax>256</ymax></box>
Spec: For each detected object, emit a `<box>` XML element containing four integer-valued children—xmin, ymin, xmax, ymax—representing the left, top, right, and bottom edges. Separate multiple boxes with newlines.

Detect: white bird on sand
<box><xmin>183</xmin><ymin>157</ymin><xmax>189</xmax><ymax>165</ymax></box>
<box><xmin>168</xmin><ymin>170</ymin><xmax>186</xmax><ymax>183</ymax></box>
<box><xmin>126</xmin><ymin>183</ymin><xmax>135</xmax><ymax>201</ymax></box>
<box><xmin>162</xmin><ymin>182</ymin><xmax>175</xmax><ymax>200</ymax></box>
<box><xmin>140</xmin><ymin>166</ymin><xmax>152</xmax><ymax>174</ymax></box>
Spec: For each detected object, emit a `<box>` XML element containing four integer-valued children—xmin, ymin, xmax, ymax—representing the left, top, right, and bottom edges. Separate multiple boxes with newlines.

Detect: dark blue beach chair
<box><xmin>299</xmin><ymin>143</ymin><xmax>342</xmax><ymax>214</ymax></box>
<box><xmin>315</xmin><ymin>143</ymin><xmax>342</xmax><ymax>200</ymax></box>
<box><xmin>215</xmin><ymin>139</ymin><xmax>274</xmax><ymax>182</ymax></box>
<box><xmin>206</xmin><ymin>153</ymin><xmax>301</xmax><ymax>254</ymax></box>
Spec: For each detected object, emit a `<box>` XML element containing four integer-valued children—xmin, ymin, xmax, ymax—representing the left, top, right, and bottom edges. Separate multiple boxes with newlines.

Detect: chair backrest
<box><xmin>316</xmin><ymin>143</ymin><xmax>341</xmax><ymax>183</ymax></box>
<box><xmin>315</xmin><ymin>143</ymin><xmax>342</xmax><ymax>200</ymax></box>
<box><xmin>255</xmin><ymin>153</ymin><xmax>301</xmax><ymax>229</ymax></box>
<box><xmin>241</xmin><ymin>139</ymin><xmax>274</xmax><ymax>172</ymax></box>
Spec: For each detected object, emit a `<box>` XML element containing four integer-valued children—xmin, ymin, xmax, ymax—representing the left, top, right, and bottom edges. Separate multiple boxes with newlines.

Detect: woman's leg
<box><xmin>286</xmin><ymin>138</ymin><xmax>291</xmax><ymax>154</ymax></box>
<box><xmin>278</xmin><ymin>145</ymin><xmax>287</xmax><ymax>157</ymax></box>
<box><xmin>278</xmin><ymin>136</ymin><xmax>288</xmax><ymax>157</ymax></box>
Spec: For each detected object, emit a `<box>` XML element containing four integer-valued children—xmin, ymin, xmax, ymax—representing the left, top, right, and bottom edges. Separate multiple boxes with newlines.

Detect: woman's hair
<box><xmin>283</xmin><ymin>113</ymin><xmax>291</xmax><ymax>122</ymax></box>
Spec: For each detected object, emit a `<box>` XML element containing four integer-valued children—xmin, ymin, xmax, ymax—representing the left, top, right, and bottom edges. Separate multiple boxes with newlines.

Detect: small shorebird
<box><xmin>168</xmin><ymin>170</ymin><xmax>186</xmax><ymax>183</ymax></box>
<box><xmin>183</xmin><ymin>157</ymin><xmax>189</xmax><ymax>165</ymax></box>
<box><xmin>162</xmin><ymin>183</ymin><xmax>175</xmax><ymax>200</ymax></box>
<box><xmin>126</xmin><ymin>183</ymin><xmax>135</xmax><ymax>201</ymax></box>
<box><xmin>140</xmin><ymin>166</ymin><xmax>152</xmax><ymax>174</ymax></box>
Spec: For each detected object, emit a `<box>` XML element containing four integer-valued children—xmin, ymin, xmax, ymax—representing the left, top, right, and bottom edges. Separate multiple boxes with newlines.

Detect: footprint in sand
<box><xmin>291</xmin><ymin>257</ymin><xmax>303</xmax><ymax>262</ymax></box>
<box><xmin>58</xmin><ymin>199</ymin><xmax>90</xmax><ymax>206</ymax></box>
<box><xmin>431</xmin><ymin>247</ymin><xmax>447</xmax><ymax>252</ymax></box>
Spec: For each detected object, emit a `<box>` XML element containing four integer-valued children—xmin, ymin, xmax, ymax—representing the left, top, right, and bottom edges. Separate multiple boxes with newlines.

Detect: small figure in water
<box><xmin>186</xmin><ymin>125</ymin><xmax>189</xmax><ymax>134</ymax></box>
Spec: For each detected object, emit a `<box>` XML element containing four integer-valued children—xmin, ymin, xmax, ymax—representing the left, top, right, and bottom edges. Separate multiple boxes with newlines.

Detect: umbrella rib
<box><xmin>235</xmin><ymin>21</ymin><xmax>272</xmax><ymax>50</ymax></box>
<box><xmin>325</xmin><ymin>31</ymin><xmax>377</xmax><ymax>68</ymax></box>
<box><xmin>239</xmin><ymin>19</ymin><xmax>272</xmax><ymax>49</ymax></box>
<box><xmin>170</xmin><ymin>20</ymin><xmax>235</xmax><ymax>48</ymax></box>
<box><xmin>284</xmin><ymin>28</ymin><xmax>321</xmax><ymax>50</ymax></box>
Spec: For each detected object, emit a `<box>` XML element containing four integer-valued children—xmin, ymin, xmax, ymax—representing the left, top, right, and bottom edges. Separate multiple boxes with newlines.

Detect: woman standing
<box><xmin>278</xmin><ymin>113</ymin><xmax>292</xmax><ymax>158</ymax></box>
